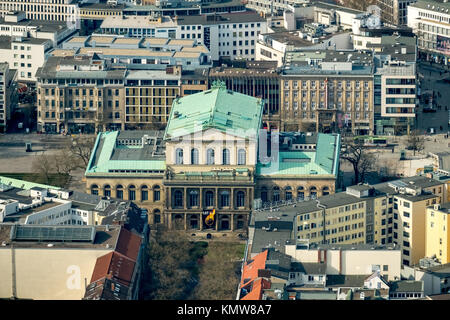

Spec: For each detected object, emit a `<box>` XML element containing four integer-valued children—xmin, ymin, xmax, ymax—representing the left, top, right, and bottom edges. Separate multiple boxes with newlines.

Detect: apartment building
<box><xmin>374</xmin><ymin>35</ymin><xmax>418</xmax><ymax>135</ymax></box>
<box><xmin>0</xmin><ymin>35</ymin><xmax>52</xmax><ymax>84</ymax></box>
<box><xmin>239</xmin><ymin>245</ymin><xmax>402</xmax><ymax>300</ymax></box>
<box><xmin>426</xmin><ymin>203</ymin><xmax>450</xmax><ymax>264</ymax></box>
<box><xmin>0</xmin><ymin>63</ymin><xmax>17</xmax><ymax>133</ymax></box>
<box><xmin>36</xmin><ymin>54</ymin><xmax>126</xmax><ymax>134</ymax></box>
<box><xmin>408</xmin><ymin>0</ymin><xmax>450</xmax><ymax>65</ymax></box>
<box><xmin>208</xmin><ymin>61</ymin><xmax>281</xmax><ymax>130</ymax></box>
<box><xmin>377</xmin><ymin>0</ymin><xmax>417</xmax><ymax>26</ymax></box>
<box><xmin>99</xmin><ymin>12</ymin><xmax>267</xmax><ymax>61</ymax></box>
<box><xmin>250</xmin><ymin>175</ymin><xmax>446</xmax><ymax>267</ymax></box>
<box><xmin>280</xmin><ymin>50</ymin><xmax>375</xmax><ymax>135</ymax></box>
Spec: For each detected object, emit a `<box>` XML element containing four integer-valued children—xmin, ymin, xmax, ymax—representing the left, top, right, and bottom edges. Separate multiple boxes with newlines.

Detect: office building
<box><xmin>0</xmin><ymin>63</ymin><xmax>17</xmax><ymax>133</ymax></box>
<box><xmin>208</xmin><ymin>61</ymin><xmax>281</xmax><ymax>130</ymax></box>
<box><xmin>99</xmin><ymin>12</ymin><xmax>267</xmax><ymax>61</ymax></box>
<box><xmin>280</xmin><ymin>49</ymin><xmax>375</xmax><ymax>135</ymax></box>
<box><xmin>408</xmin><ymin>0</ymin><xmax>450</xmax><ymax>65</ymax></box>
<box><xmin>373</xmin><ymin>35</ymin><xmax>417</xmax><ymax>135</ymax></box>
<box><xmin>377</xmin><ymin>0</ymin><xmax>417</xmax><ymax>26</ymax></box>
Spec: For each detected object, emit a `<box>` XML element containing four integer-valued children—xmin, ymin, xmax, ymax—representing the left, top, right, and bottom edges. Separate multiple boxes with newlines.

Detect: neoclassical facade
<box><xmin>85</xmin><ymin>86</ymin><xmax>340</xmax><ymax>233</ymax></box>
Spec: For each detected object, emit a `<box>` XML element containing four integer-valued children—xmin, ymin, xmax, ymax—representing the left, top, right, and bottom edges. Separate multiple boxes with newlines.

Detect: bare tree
<box><xmin>406</xmin><ymin>130</ymin><xmax>425</xmax><ymax>156</ymax></box>
<box><xmin>32</xmin><ymin>153</ymin><xmax>53</xmax><ymax>184</ymax></box>
<box><xmin>53</xmin><ymin>150</ymin><xmax>79</xmax><ymax>176</ymax></box>
<box><xmin>142</xmin><ymin>226</ymin><xmax>198</xmax><ymax>300</ymax></box>
<box><xmin>66</xmin><ymin>136</ymin><xmax>96</xmax><ymax>168</ymax></box>
<box><xmin>341</xmin><ymin>139</ymin><xmax>376</xmax><ymax>184</ymax></box>
<box><xmin>192</xmin><ymin>242</ymin><xmax>244</xmax><ymax>300</ymax></box>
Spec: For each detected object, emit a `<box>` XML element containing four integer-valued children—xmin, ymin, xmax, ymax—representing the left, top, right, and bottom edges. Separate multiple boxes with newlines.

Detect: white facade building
<box><xmin>0</xmin><ymin>0</ymin><xmax>79</xmax><ymax>25</ymax></box>
<box><xmin>100</xmin><ymin>12</ymin><xmax>267</xmax><ymax>61</ymax></box>
<box><xmin>0</xmin><ymin>11</ymin><xmax>77</xmax><ymax>46</ymax></box>
<box><xmin>285</xmin><ymin>243</ymin><xmax>402</xmax><ymax>281</ymax></box>
<box><xmin>0</xmin><ymin>35</ymin><xmax>52</xmax><ymax>83</ymax></box>
<box><xmin>408</xmin><ymin>0</ymin><xmax>450</xmax><ymax>65</ymax></box>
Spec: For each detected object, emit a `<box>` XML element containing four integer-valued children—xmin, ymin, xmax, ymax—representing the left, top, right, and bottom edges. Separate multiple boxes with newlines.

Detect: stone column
<box><xmin>167</xmin><ymin>213</ymin><xmax>172</xmax><ymax>229</ymax></box>
<box><xmin>230</xmin><ymin>188</ymin><xmax>234</xmax><ymax>210</ymax></box>
<box><xmin>215</xmin><ymin>187</ymin><xmax>219</xmax><ymax>208</ymax></box>
<box><xmin>200</xmin><ymin>212</ymin><xmax>203</xmax><ymax>231</ymax></box>
<box><xmin>184</xmin><ymin>187</ymin><xmax>187</xmax><ymax>210</ymax></box>
<box><xmin>215</xmin><ymin>214</ymin><xmax>219</xmax><ymax>231</ymax></box>
<box><xmin>184</xmin><ymin>213</ymin><xmax>187</xmax><ymax>231</ymax></box>
<box><xmin>231</xmin><ymin>213</ymin><xmax>235</xmax><ymax>232</ymax></box>
<box><xmin>199</xmin><ymin>188</ymin><xmax>203</xmax><ymax>210</ymax></box>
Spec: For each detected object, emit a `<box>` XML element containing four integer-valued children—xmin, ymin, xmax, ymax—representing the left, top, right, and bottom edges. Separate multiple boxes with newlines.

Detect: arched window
<box><xmin>236</xmin><ymin>191</ymin><xmax>245</xmax><ymax>207</ymax></box>
<box><xmin>285</xmin><ymin>186</ymin><xmax>292</xmax><ymax>201</ymax></box>
<box><xmin>128</xmin><ymin>185</ymin><xmax>136</xmax><ymax>201</ymax></box>
<box><xmin>297</xmin><ymin>186</ymin><xmax>305</xmax><ymax>200</ymax></box>
<box><xmin>222</xmin><ymin>148</ymin><xmax>230</xmax><ymax>165</ymax></box>
<box><xmin>220</xmin><ymin>190</ymin><xmax>230</xmax><ymax>207</ymax></box>
<box><xmin>206</xmin><ymin>148</ymin><xmax>215</xmax><ymax>165</ymax></box>
<box><xmin>116</xmin><ymin>185</ymin><xmax>123</xmax><ymax>199</ymax></box>
<box><xmin>91</xmin><ymin>184</ymin><xmax>99</xmax><ymax>195</ymax></box>
<box><xmin>103</xmin><ymin>185</ymin><xmax>111</xmax><ymax>197</ymax></box>
<box><xmin>310</xmin><ymin>186</ymin><xmax>317</xmax><ymax>199</ymax></box>
<box><xmin>140</xmin><ymin>185</ymin><xmax>148</xmax><ymax>201</ymax></box>
<box><xmin>205</xmin><ymin>190</ymin><xmax>214</xmax><ymax>207</ymax></box>
<box><xmin>175</xmin><ymin>148</ymin><xmax>183</xmax><ymax>164</ymax></box>
<box><xmin>153</xmin><ymin>185</ymin><xmax>161</xmax><ymax>202</ymax></box>
<box><xmin>273</xmin><ymin>186</ymin><xmax>280</xmax><ymax>202</ymax></box>
<box><xmin>189</xmin><ymin>189</ymin><xmax>199</xmax><ymax>207</ymax></box>
<box><xmin>237</xmin><ymin>149</ymin><xmax>246</xmax><ymax>165</ymax></box>
<box><xmin>191</xmin><ymin>148</ymin><xmax>199</xmax><ymax>165</ymax></box>
<box><xmin>322</xmin><ymin>186</ymin><xmax>330</xmax><ymax>196</ymax></box>
<box><xmin>174</xmin><ymin>190</ymin><xmax>183</xmax><ymax>207</ymax></box>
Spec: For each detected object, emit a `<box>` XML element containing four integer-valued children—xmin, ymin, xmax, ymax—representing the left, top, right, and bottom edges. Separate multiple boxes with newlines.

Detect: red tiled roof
<box><xmin>241</xmin><ymin>278</ymin><xmax>271</xmax><ymax>301</ymax></box>
<box><xmin>240</xmin><ymin>250</ymin><xmax>268</xmax><ymax>288</ymax></box>
<box><xmin>90</xmin><ymin>252</ymin><xmax>114</xmax><ymax>283</ymax></box>
<box><xmin>90</xmin><ymin>251</ymin><xmax>136</xmax><ymax>286</ymax></box>
<box><xmin>115</xmin><ymin>227</ymin><xmax>142</xmax><ymax>262</ymax></box>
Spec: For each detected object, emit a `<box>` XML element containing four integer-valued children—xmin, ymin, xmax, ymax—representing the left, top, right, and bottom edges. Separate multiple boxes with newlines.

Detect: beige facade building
<box><xmin>426</xmin><ymin>203</ymin><xmax>450</xmax><ymax>265</ymax></box>
<box><xmin>85</xmin><ymin>87</ymin><xmax>341</xmax><ymax>233</ymax></box>
<box><xmin>36</xmin><ymin>54</ymin><xmax>126</xmax><ymax>134</ymax></box>
<box><xmin>280</xmin><ymin>50</ymin><xmax>374</xmax><ymax>135</ymax></box>
<box><xmin>251</xmin><ymin>175</ymin><xmax>447</xmax><ymax>267</ymax></box>
<box><xmin>0</xmin><ymin>224</ymin><xmax>141</xmax><ymax>300</ymax></box>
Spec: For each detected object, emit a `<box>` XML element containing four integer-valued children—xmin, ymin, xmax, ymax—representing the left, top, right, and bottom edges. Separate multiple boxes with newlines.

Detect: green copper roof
<box><xmin>256</xmin><ymin>133</ymin><xmax>340</xmax><ymax>177</ymax></box>
<box><xmin>85</xmin><ymin>131</ymin><xmax>166</xmax><ymax>174</ymax></box>
<box><xmin>0</xmin><ymin>176</ymin><xmax>60</xmax><ymax>190</ymax></box>
<box><xmin>164</xmin><ymin>83</ymin><xmax>264</xmax><ymax>140</ymax></box>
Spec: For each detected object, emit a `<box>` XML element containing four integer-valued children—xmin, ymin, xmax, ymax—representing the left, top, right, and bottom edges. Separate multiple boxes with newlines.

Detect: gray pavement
<box><xmin>417</xmin><ymin>63</ymin><xmax>450</xmax><ymax>134</ymax></box>
<box><xmin>0</xmin><ymin>133</ymin><xmax>91</xmax><ymax>192</ymax></box>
